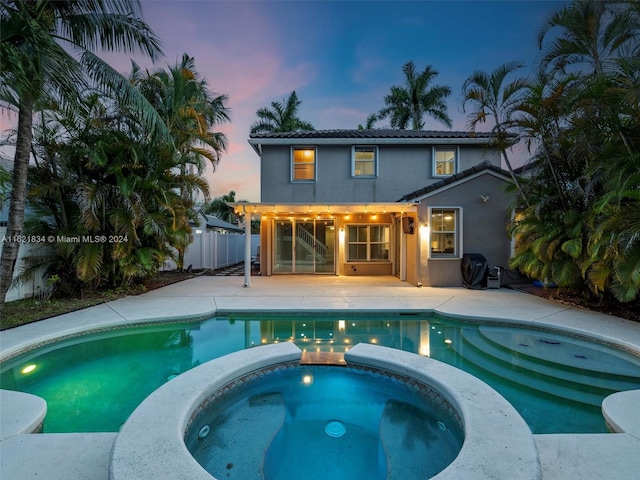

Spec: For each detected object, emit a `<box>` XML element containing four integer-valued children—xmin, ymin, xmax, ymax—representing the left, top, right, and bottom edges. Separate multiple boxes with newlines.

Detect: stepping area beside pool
<box><xmin>1</xmin><ymin>276</ymin><xmax>640</xmax><ymax>479</ymax></box>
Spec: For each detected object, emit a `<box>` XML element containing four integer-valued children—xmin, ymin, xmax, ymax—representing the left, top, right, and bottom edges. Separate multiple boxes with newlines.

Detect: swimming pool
<box><xmin>2</xmin><ymin>314</ymin><xmax>639</xmax><ymax>434</ymax></box>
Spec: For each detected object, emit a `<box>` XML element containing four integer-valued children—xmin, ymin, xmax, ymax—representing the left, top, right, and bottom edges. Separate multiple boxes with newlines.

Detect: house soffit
<box><xmin>229</xmin><ymin>202</ymin><xmax>418</xmax><ymax>216</ymax></box>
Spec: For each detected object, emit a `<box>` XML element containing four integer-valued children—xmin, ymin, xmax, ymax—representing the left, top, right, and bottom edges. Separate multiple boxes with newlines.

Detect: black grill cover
<box><xmin>461</xmin><ymin>253</ymin><xmax>488</xmax><ymax>289</ymax></box>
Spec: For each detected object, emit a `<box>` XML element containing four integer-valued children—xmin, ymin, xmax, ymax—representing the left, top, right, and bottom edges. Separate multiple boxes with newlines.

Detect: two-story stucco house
<box><xmin>234</xmin><ymin>129</ymin><xmax>516</xmax><ymax>287</ymax></box>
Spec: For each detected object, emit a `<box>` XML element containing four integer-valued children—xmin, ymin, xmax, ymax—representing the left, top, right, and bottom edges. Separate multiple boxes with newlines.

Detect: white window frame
<box><xmin>346</xmin><ymin>224</ymin><xmax>390</xmax><ymax>262</ymax></box>
<box><xmin>351</xmin><ymin>145</ymin><xmax>378</xmax><ymax>178</ymax></box>
<box><xmin>432</xmin><ymin>146</ymin><xmax>458</xmax><ymax>177</ymax></box>
<box><xmin>291</xmin><ymin>146</ymin><xmax>317</xmax><ymax>182</ymax></box>
<box><xmin>429</xmin><ymin>207</ymin><xmax>462</xmax><ymax>258</ymax></box>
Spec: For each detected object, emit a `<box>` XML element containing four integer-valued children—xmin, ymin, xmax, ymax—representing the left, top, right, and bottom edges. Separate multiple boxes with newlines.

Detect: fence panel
<box><xmin>177</xmin><ymin>232</ymin><xmax>259</xmax><ymax>271</ymax></box>
<box><xmin>1</xmin><ymin>228</ymin><xmax>51</xmax><ymax>302</ymax></box>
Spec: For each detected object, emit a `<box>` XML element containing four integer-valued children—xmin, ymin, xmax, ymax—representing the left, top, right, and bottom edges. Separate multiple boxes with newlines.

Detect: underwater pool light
<box><xmin>21</xmin><ymin>364</ymin><xmax>37</xmax><ymax>374</ymax></box>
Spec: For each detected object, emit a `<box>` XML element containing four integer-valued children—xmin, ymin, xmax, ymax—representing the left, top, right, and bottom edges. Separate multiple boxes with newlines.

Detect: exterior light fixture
<box><xmin>481</xmin><ymin>195</ymin><xmax>489</xmax><ymax>203</ymax></box>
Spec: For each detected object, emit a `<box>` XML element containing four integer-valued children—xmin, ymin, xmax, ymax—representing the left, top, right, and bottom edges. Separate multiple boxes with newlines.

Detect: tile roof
<box><xmin>249</xmin><ymin>129</ymin><xmax>496</xmax><ymax>140</ymax></box>
<box><xmin>397</xmin><ymin>161</ymin><xmax>513</xmax><ymax>202</ymax></box>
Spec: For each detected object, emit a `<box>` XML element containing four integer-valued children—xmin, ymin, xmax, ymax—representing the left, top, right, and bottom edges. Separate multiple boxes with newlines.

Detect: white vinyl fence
<box><xmin>0</xmin><ymin>227</ymin><xmax>51</xmax><ymax>302</ymax></box>
<box><xmin>163</xmin><ymin>232</ymin><xmax>260</xmax><ymax>271</ymax></box>
<box><xmin>1</xmin><ymin>230</ymin><xmax>259</xmax><ymax>301</ymax></box>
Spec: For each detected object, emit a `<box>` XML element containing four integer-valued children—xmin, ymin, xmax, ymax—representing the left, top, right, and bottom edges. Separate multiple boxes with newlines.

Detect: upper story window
<box><xmin>347</xmin><ymin>225</ymin><xmax>390</xmax><ymax>261</ymax></box>
<box><xmin>352</xmin><ymin>146</ymin><xmax>378</xmax><ymax>177</ymax></box>
<box><xmin>291</xmin><ymin>147</ymin><xmax>316</xmax><ymax>181</ymax></box>
<box><xmin>430</xmin><ymin>208</ymin><xmax>459</xmax><ymax>258</ymax></box>
<box><xmin>433</xmin><ymin>147</ymin><xmax>458</xmax><ymax>177</ymax></box>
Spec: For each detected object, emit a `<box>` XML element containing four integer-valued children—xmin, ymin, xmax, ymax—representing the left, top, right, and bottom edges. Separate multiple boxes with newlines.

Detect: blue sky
<box><xmin>2</xmin><ymin>0</ymin><xmax>568</xmax><ymax>202</ymax></box>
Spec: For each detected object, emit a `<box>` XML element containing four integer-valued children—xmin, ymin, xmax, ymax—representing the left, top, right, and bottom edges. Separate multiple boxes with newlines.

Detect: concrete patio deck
<box><xmin>1</xmin><ymin>276</ymin><xmax>639</xmax><ymax>479</ymax></box>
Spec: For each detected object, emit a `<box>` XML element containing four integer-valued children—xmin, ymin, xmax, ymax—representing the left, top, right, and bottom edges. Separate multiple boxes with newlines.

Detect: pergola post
<box><xmin>243</xmin><ymin>208</ymin><xmax>251</xmax><ymax>287</ymax></box>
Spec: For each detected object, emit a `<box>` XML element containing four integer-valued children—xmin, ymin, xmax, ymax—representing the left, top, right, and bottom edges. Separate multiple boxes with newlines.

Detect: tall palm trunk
<box><xmin>0</xmin><ymin>98</ymin><xmax>34</xmax><ymax>313</ymax></box>
<box><xmin>495</xmin><ymin>124</ymin><xmax>530</xmax><ymax>207</ymax></box>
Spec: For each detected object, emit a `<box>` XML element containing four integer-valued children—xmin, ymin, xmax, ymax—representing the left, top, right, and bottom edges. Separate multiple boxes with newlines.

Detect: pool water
<box><xmin>185</xmin><ymin>366</ymin><xmax>463</xmax><ymax>480</ymax></box>
<box><xmin>2</xmin><ymin>314</ymin><xmax>639</xmax><ymax>434</ymax></box>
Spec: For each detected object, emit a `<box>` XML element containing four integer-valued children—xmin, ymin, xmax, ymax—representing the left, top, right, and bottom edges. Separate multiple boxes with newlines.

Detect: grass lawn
<box><xmin>0</xmin><ymin>271</ymin><xmax>195</xmax><ymax>330</ymax></box>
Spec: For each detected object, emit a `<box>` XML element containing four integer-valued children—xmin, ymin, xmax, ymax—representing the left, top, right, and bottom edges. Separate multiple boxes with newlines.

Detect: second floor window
<box><xmin>292</xmin><ymin>147</ymin><xmax>316</xmax><ymax>181</ymax></box>
<box><xmin>352</xmin><ymin>146</ymin><xmax>378</xmax><ymax>177</ymax></box>
<box><xmin>433</xmin><ymin>147</ymin><xmax>457</xmax><ymax>177</ymax></box>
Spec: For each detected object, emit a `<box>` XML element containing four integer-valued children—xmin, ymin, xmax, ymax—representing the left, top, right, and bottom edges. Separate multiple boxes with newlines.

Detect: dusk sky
<box><xmin>3</xmin><ymin>0</ymin><xmax>568</xmax><ymax>202</ymax></box>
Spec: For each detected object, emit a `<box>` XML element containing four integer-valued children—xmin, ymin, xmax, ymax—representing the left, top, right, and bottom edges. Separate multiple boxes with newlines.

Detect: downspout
<box><xmin>243</xmin><ymin>205</ymin><xmax>251</xmax><ymax>287</ymax></box>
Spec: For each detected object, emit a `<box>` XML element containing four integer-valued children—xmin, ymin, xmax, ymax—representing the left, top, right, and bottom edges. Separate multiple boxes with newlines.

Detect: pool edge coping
<box><xmin>109</xmin><ymin>343</ymin><xmax>541</xmax><ymax>480</ymax></box>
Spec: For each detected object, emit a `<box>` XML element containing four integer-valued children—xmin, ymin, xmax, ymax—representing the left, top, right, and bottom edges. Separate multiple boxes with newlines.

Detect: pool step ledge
<box><xmin>0</xmin><ymin>390</ymin><xmax>46</xmax><ymax>441</ymax></box>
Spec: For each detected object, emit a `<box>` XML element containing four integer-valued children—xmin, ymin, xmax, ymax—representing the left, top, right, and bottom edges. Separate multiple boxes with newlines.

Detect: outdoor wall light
<box><xmin>481</xmin><ymin>195</ymin><xmax>490</xmax><ymax>203</ymax></box>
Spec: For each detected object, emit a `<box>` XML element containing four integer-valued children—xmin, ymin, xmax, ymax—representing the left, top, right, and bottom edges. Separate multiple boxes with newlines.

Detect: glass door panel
<box><xmin>294</xmin><ymin>221</ymin><xmax>315</xmax><ymax>273</ymax></box>
<box><xmin>314</xmin><ymin>220</ymin><xmax>335</xmax><ymax>273</ymax></box>
<box><xmin>274</xmin><ymin>220</ymin><xmax>293</xmax><ymax>273</ymax></box>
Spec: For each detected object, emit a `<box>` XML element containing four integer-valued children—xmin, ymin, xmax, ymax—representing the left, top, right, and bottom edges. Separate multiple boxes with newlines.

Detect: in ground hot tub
<box><xmin>109</xmin><ymin>343</ymin><xmax>541</xmax><ymax>480</ymax></box>
<box><xmin>185</xmin><ymin>365</ymin><xmax>463</xmax><ymax>479</ymax></box>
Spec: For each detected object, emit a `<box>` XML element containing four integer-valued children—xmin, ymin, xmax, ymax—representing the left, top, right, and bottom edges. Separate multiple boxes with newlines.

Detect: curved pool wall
<box><xmin>108</xmin><ymin>342</ymin><xmax>541</xmax><ymax>480</ymax></box>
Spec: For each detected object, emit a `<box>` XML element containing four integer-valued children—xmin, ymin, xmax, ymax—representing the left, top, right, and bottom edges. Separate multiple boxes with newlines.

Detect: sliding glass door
<box><xmin>274</xmin><ymin>219</ymin><xmax>335</xmax><ymax>274</ymax></box>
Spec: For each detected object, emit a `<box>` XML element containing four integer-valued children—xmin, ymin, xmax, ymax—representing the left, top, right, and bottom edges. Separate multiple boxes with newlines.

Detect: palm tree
<box><xmin>0</xmin><ymin>0</ymin><xmax>163</xmax><ymax>311</ymax></box>
<box><xmin>250</xmin><ymin>91</ymin><xmax>314</xmax><ymax>134</ymax></box>
<box><xmin>0</xmin><ymin>165</ymin><xmax>9</xmax><ymax>205</ymax></box>
<box><xmin>358</xmin><ymin>113</ymin><xmax>378</xmax><ymax>130</ymax></box>
<box><xmin>203</xmin><ymin>190</ymin><xmax>237</xmax><ymax>224</ymax></box>
<box><xmin>513</xmin><ymin>71</ymin><xmax>573</xmax><ymax>209</ymax></box>
<box><xmin>378</xmin><ymin>61</ymin><xmax>452</xmax><ymax>130</ymax></box>
<box><xmin>586</xmin><ymin>163</ymin><xmax>640</xmax><ymax>302</ymax></box>
<box><xmin>23</xmin><ymin>86</ymin><xmax>217</xmax><ymax>288</ymax></box>
<box><xmin>537</xmin><ymin>0</ymin><xmax>638</xmax><ymax>77</ymax></box>
<box><xmin>135</xmin><ymin>54</ymin><xmax>230</xmax><ymax>269</ymax></box>
<box><xmin>462</xmin><ymin>61</ymin><xmax>530</xmax><ymax>206</ymax></box>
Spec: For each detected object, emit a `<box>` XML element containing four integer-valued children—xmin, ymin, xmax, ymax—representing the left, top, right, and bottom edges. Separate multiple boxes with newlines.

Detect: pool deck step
<box><xmin>535</xmin><ymin>433</ymin><xmax>640</xmax><ymax>480</ymax></box>
<box><xmin>0</xmin><ymin>432</ymin><xmax>116</xmax><ymax>480</ymax></box>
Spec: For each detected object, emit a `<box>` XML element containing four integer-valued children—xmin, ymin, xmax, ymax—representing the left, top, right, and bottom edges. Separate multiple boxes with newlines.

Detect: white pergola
<box><xmin>229</xmin><ymin>202</ymin><xmax>419</xmax><ymax>287</ymax></box>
